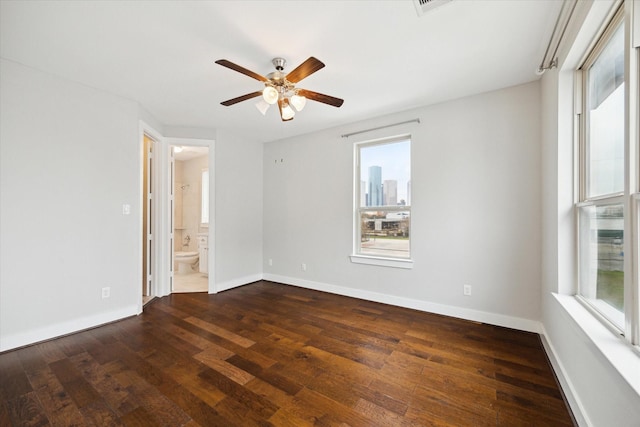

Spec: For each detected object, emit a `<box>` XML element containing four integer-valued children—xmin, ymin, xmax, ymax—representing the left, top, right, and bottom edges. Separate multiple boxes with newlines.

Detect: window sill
<box><xmin>552</xmin><ymin>293</ymin><xmax>640</xmax><ymax>396</ymax></box>
<box><xmin>578</xmin><ymin>296</ymin><xmax>625</xmax><ymax>331</ymax></box>
<box><xmin>349</xmin><ymin>254</ymin><xmax>414</xmax><ymax>269</ymax></box>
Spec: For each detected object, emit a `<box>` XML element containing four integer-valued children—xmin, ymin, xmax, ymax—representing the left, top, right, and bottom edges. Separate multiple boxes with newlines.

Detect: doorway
<box><xmin>170</xmin><ymin>144</ymin><xmax>209</xmax><ymax>293</ymax></box>
<box><xmin>139</xmin><ymin>128</ymin><xmax>215</xmax><ymax>301</ymax></box>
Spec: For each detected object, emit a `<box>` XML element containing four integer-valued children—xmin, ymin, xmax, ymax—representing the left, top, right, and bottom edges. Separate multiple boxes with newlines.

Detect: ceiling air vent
<box><xmin>413</xmin><ymin>0</ymin><xmax>452</xmax><ymax>16</ymax></box>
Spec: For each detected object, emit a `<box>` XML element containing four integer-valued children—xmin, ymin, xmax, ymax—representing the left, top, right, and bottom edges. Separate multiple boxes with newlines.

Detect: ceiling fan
<box><xmin>215</xmin><ymin>57</ymin><xmax>344</xmax><ymax>121</ymax></box>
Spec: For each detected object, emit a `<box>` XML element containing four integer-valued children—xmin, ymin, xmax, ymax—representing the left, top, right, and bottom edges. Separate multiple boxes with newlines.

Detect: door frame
<box><xmin>165</xmin><ymin>137</ymin><xmax>215</xmax><ymax>295</ymax></box>
<box><xmin>138</xmin><ymin>122</ymin><xmax>215</xmax><ymax>302</ymax></box>
<box><xmin>142</xmin><ymin>134</ymin><xmax>155</xmax><ymax>298</ymax></box>
<box><xmin>138</xmin><ymin>121</ymin><xmax>163</xmax><ymax>311</ymax></box>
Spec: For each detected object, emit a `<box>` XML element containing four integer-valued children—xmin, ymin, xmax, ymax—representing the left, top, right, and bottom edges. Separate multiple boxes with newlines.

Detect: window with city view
<box><xmin>577</xmin><ymin>12</ymin><xmax>625</xmax><ymax>330</ymax></box>
<box><xmin>354</xmin><ymin>137</ymin><xmax>411</xmax><ymax>260</ymax></box>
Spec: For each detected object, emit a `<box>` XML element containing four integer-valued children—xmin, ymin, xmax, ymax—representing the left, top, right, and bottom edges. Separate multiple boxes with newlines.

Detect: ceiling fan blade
<box><xmin>285</xmin><ymin>57</ymin><xmax>325</xmax><ymax>83</ymax></box>
<box><xmin>297</xmin><ymin>89</ymin><xmax>344</xmax><ymax>107</ymax></box>
<box><xmin>215</xmin><ymin>59</ymin><xmax>268</xmax><ymax>82</ymax></box>
<box><xmin>220</xmin><ymin>91</ymin><xmax>263</xmax><ymax>106</ymax></box>
<box><xmin>278</xmin><ymin>99</ymin><xmax>294</xmax><ymax>121</ymax></box>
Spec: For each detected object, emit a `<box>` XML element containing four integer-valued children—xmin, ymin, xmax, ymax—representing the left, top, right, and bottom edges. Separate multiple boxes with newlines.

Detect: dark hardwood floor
<box><xmin>1</xmin><ymin>281</ymin><xmax>574</xmax><ymax>426</ymax></box>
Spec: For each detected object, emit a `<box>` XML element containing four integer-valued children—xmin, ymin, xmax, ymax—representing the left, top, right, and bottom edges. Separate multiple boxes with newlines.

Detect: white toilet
<box><xmin>175</xmin><ymin>251</ymin><xmax>199</xmax><ymax>274</ymax></box>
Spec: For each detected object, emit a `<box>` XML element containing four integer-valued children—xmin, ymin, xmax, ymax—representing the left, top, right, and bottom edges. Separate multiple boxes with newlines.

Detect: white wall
<box><xmin>0</xmin><ymin>60</ymin><xmax>266</xmax><ymax>350</ymax></box>
<box><xmin>0</xmin><ymin>59</ymin><xmax>141</xmax><ymax>351</ymax></box>
<box><xmin>263</xmin><ymin>82</ymin><xmax>542</xmax><ymax>330</ymax></box>
<box><xmin>214</xmin><ymin>129</ymin><xmax>263</xmax><ymax>291</ymax></box>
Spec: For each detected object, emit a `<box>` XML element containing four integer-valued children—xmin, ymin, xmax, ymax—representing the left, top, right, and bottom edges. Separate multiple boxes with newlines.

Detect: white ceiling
<box><xmin>0</xmin><ymin>0</ymin><xmax>562</xmax><ymax>144</ymax></box>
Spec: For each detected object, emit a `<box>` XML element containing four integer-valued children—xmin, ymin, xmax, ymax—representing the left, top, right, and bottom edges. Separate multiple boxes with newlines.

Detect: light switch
<box><xmin>122</xmin><ymin>204</ymin><xmax>131</xmax><ymax>215</ymax></box>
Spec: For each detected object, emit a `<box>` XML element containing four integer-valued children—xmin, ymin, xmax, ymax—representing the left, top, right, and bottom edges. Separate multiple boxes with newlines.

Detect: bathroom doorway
<box><xmin>170</xmin><ymin>144</ymin><xmax>209</xmax><ymax>293</ymax></box>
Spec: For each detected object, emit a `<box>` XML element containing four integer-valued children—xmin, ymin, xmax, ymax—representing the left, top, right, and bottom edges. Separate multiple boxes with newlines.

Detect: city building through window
<box><xmin>354</xmin><ymin>136</ymin><xmax>411</xmax><ymax>260</ymax></box>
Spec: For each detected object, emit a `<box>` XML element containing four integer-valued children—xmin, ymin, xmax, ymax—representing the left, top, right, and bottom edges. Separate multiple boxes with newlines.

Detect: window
<box><xmin>584</xmin><ymin>20</ymin><xmax>625</xmax><ymax>199</ymax></box>
<box><xmin>577</xmin><ymin>9</ymin><xmax>626</xmax><ymax>331</ymax></box>
<box><xmin>201</xmin><ymin>169</ymin><xmax>209</xmax><ymax>225</ymax></box>
<box><xmin>352</xmin><ymin>136</ymin><xmax>412</xmax><ymax>267</ymax></box>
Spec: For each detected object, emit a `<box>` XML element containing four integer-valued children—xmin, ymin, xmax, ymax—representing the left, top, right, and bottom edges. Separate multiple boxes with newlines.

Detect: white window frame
<box><xmin>350</xmin><ymin>135</ymin><xmax>413</xmax><ymax>269</ymax></box>
<box><xmin>575</xmin><ymin>4</ymin><xmax>640</xmax><ymax>345</ymax></box>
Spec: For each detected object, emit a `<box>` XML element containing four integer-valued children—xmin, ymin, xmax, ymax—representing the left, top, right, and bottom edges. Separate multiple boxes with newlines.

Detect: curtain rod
<box><xmin>537</xmin><ymin>0</ymin><xmax>578</xmax><ymax>74</ymax></box>
<box><xmin>341</xmin><ymin>118</ymin><xmax>420</xmax><ymax>138</ymax></box>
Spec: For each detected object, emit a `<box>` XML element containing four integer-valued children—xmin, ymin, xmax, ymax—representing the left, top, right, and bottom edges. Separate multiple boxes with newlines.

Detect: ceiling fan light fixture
<box><xmin>290</xmin><ymin>94</ymin><xmax>306</xmax><ymax>111</ymax></box>
<box><xmin>216</xmin><ymin>57</ymin><xmax>343</xmax><ymax>122</ymax></box>
<box><xmin>281</xmin><ymin>99</ymin><xmax>295</xmax><ymax>120</ymax></box>
<box><xmin>255</xmin><ymin>99</ymin><xmax>270</xmax><ymax>115</ymax></box>
<box><xmin>262</xmin><ymin>86</ymin><xmax>278</xmax><ymax>104</ymax></box>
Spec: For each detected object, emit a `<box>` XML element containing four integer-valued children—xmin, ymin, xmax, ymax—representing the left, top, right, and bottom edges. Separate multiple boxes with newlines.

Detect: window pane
<box><xmin>579</xmin><ymin>204</ymin><xmax>624</xmax><ymax>328</ymax></box>
<box><xmin>359</xmin><ymin>140</ymin><xmax>411</xmax><ymax>207</ymax></box>
<box><xmin>586</xmin><ymin>23</ymin><xmax>624</xmax><ymax>198</ymax></box>
<box><xmin>201</xmin><ymin>170</ymin><xmax>209</xmax><ymax>224</ymax></box>
<box><xmin>360</xmin><ymin>210</ymin><xmax>410</xmax><ymax>258</ymax></box>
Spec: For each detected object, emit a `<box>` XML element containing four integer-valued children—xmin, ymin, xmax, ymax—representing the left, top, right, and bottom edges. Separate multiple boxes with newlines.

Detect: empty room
<box><xmin>1</xmin><ymin>0</ymin><xmax>639</xmax><ymax>425</ymax></box>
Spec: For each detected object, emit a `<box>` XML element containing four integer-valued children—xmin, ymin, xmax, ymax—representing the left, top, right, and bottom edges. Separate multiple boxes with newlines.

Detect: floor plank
<box><xmin>0</xmin><ymin>281</ymin><xmax>575</xmax><ymax>426</ymax></box>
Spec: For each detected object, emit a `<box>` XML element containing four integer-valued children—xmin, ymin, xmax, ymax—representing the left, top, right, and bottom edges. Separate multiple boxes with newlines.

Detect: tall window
<box><xmin>201</xmin><ymin>169</ymin><xmax>209</xmax><ymax>225</ymax></box>
<box><xmin>577</xmin><ymin>10</ymin><xmax>625</xmax><ymax>330</ymax></box>
<box><xmin>354</xmin><ymin>137</ymin><xmax>411</xmax><ymax>261</ymax></box>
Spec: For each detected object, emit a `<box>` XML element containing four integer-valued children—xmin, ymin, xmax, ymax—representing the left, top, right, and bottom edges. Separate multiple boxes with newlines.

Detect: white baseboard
<box><xmin>0</xmin><ymin>274</ymin><xmax>540</xmax><ymax>353</ymax></box>
<box><xmin>262</xmin><ymin>273</ymin><xmax>542</xmax><ymax>333</ymax></box>
<box><xmin>539</xmin><ymin>325</ymin><xmax>589</xmax><ymax>426</ymax></box>
<box><xmin>214</xmin><ymin>273</ymin><xmax>263</xmax><ymax>293</ymax></box>
<box><xmin>0</xmin><ymin>304</ymin><xmax>139</xmax><ymax>352</ymax></box>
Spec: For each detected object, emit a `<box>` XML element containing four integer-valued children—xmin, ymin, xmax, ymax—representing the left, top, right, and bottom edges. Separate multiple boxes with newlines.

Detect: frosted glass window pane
<box><xmin>201</xmin><ymin>170</ymin><xmax>209</xmax><ymax>224</ymax></box>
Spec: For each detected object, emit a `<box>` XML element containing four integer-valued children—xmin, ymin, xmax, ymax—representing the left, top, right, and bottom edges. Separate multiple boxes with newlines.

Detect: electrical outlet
<box><xmin>463</xmin><ymin>285</ymin><xmax>471</xmax><ymax>296</ymax></box>
<box><xmin>301</xmin><ymin>263</ymin><xmax>307</xmax><ymax>272</ymax></box>
<box><xmin>101</xmin><ymin>287</ymin><xmax>110</xmax><ymax>299</ymax></box>
<box><xmin>268</xmin><ymin>259</ymin><xmax>273</xmax><ymax>266</ymax></box>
